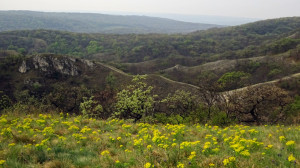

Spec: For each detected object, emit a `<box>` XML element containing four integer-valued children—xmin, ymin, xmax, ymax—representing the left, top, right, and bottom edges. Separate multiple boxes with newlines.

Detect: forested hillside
<box><xmin>0</xmin><ymin>11</ymin><xmax>220</xmax><ymax>34</ymax></box>
<box><xmin>1</xmin><ymin>17</ymin><xmax>299</xmax><ymax>63</ymax></box>
<box><xmin>1</xmin><ymin>17</ymin><xmax>300</xmax><ymax>87</ymax></box>
<box><xmin>1</xmin><ymin>17</ymin><xmax>300</xmax><ymax>125</ymax></box>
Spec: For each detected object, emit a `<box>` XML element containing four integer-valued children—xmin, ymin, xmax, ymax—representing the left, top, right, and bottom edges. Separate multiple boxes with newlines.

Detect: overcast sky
<box><xmin>1</xmin><ymin>0</ymin><xmax>300</xmax><ymax>19</ymax></box>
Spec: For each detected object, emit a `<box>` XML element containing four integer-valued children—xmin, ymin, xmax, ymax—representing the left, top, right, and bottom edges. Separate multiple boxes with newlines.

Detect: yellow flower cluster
<box><xmin>144</xmin><ymin>162</ymin><xmax>154</xmax><ymax>168</ymax></box>
<box><xmin>0</xmin><ymin>113</ymin><xmax>299</xmax><ymax>167</ymax></box>
<box><xmin>0</xmin><ymin>160</ymin><xmax>6</xmax><ymax>165</ymax></box>
<box><xmin>188</xmin><ymin>151</ymin><xmax>196</xmax><ymax>160</ymax></box>
<box><xmin>100</xmin><ymin>150</ymin><xmax>110</xmax><ymax>156</ymax></box>
<box><xmin>223</xmin><ymin>156</ymin><xmax>236</xmax><ymax>166</ymax></box>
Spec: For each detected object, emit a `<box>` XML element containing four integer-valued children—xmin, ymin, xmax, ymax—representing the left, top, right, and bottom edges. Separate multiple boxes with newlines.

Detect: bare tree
<box><xmin>226</xmin><ymin>84</ymin><xmax>292</xmax><ymax>124</ymax></box>
<box><xmin>198</xmin><ymin>83</ymin><xmax>221</xmax><ymax>119</ymax></box>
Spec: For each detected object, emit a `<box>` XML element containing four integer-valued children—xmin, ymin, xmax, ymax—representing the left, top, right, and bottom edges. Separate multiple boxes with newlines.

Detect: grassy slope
<box><xmin>0</xmin><ymin>112</ymin><xmax>299</xmax><ymax>168</ymax></box>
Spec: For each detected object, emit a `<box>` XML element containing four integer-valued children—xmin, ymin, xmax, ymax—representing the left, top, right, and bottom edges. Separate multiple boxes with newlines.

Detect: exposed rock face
<box><xmin>18</xmin><ymin>60</ymin><xmax>28</xmax><ymax>73</ymax></box>
<box><xmin>19</xmin><ymin>54</ymin><xmax>94</xmax><ymax>76</ymax></box>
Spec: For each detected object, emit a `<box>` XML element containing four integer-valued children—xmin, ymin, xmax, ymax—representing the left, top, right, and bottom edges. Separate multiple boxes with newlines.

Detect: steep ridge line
<box><xmin>224</xmin><ymin>72</ymin><xmax>300</xmax><ymax>95</ymax></box>
<box><xmin>95</xmin><ymin>62</ymin><xmax>130</xmax><ymax>76</ymax></box>
<box><xmin>96</xmin><ymin>61</ymin><xmax>200</xmax><ymax>89</ymax></box>
<box><xmin>97</xmin><ymin>61</ymin><xmax>300</xmax><ymax>95</ymax></box>
<box><xmin>155</xmin><ymin>75</ymin><xmax>200</xmax><ymax>89</ymax></box>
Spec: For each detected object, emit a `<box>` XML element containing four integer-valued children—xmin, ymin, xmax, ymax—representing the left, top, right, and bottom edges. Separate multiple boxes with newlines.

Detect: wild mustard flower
<box><xmin>240</xmin><ymin>150</ymin><xmax>250</xmax><ymax>157</ymax></box>
<box><xmin>288</xmin><ymin>154</ymin><xmax>296</xmax><ymax>162</ymax></box>
<box><xmin>209</xmin><ymin>163</ymin><xmax>215</xmax><ymax>167</ymax></box>
<box><xmin>286</xmin><ymin>140</ymin><xmax>295</xmax><ymax>146</ymax></box>
<box><xmin>147</xmin><ymin>145</ymin><xmax>152</xmax><ymax>150</ymax></box>
<box><xmin>8</xmin><ymin>143</ymin><xmax>15</xmax><ymax>147</ymax></box>
<box><xmin>68</xmin><ymin>125</ymin><xmax>79</xmax><ymax>131</ymax></box>
<box><xmin>212</xmin><ymin>147</ymin><xmax>220</xmax><ymax>153</ymax></box>
<box><xmin>279</xmin><ymin>136</ymin><xmax>286</xmax><ymax>142</ymax></box>
<box><xmin>0</xmin><ymin>160</ymin><xmax>5</xmax><ymax>165</ymax></box>
<box><xmin>223</xmin><ymin>159</ymin><xmax>229</xmax><ymax>166</ymax></box>
<box><xmin>0</xmin><ymin>118</ymin><xmax>7</xmax><ymax>124</ymax></box>
<box><xmin>125</xmin><ymin>149</ymin><xmax>132</xmax><ymax>153</ymax></box>
<box><xmin>133</xmin><ymin>138</ymin><xmax>143</xmax><ymax>146</ymax></box>
<box><xmin>80</xmin><ymin>126</ymin><xmax>92</xmax><ymax>133</ymax></box>
<box><xmin>42</xmin><ymin>127</ymin><xmax>54</xmax><ymax>135</ymax></box>
<box><xmin>144</xmin><ymin>162</ymin><xmax>153</xmax><ymax>168</ymax></box>
<box><xmin>188</xmin><ymin>151</ymin><xmax>196</xmax><ymax>160</ymax></box>
<box><xmin>101</xmin><ymin>150</ymin><xmax>110</xmax><ymax>156</ymax></box>
<box><xmin>203</xmin><ymin>142</ymin><xmax>211</xmax><ymax>149</ymax></box>
<box><xmin>177</xmin><ymin>162</ymin><xmax>184</xmax><ymax>168</ymax></box>
<box><xmin>265</xmin><ymin>144</ymin><xmax>273</xmax><ymax>149</ymax></box>
<box><xmin>223</xmin><ymin>156</ymin><xmax>236</xmax><ymax>166</ymax></box>
<box><xmin>229</xmin><ymin>157</ymin><xmax>236</xmax><ymax>162</ymax></box>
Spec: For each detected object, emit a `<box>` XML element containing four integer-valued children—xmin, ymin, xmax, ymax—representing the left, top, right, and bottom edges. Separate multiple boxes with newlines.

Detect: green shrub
<box><xmin>80</xmin><ymin>96</ymin><xmax>103</xmax><ymax>118</ymax></box>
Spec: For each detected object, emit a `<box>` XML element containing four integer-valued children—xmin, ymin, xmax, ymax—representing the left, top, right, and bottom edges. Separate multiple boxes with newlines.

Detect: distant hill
<box><xmin>0</xmin><ymin>11</ymin><xmax>222</xmax><ymax>34</ymax></box>
<box><xmin>137</xmin><ymin>13</ymin><xmax>260</xmax><ymax>26</ymax></box>
<box><xmin>1</xmin><ymin>17</ymin><xmax>300</xmax><ymax>91</ymax></box>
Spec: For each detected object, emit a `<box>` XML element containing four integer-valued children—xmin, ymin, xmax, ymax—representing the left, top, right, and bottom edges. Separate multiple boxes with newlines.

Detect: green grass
<box><xmin>0</xmin><ymin>112</ymin><xmax>299</xmax><ymax>168</ymax></box>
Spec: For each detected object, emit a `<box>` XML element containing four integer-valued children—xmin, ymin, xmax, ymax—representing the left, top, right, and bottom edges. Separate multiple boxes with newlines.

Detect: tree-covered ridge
<box><xmin>0</xmin><ymin>17</ymin><xmax>299</xmax><ymax>64</ymax></box>
<box><xmin>0</xmin><ymin>11</ymin><xmax>220</xmax><ymax>34</ymax></box>
<box><xmin>1</xmin><ymin>17</ymin><xmax>300</xmax><ymax>124</ymax></box>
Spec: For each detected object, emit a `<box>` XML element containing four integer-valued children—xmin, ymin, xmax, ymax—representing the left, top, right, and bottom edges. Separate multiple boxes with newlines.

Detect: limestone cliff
<box><xmin>19</xmin><ymin>54</ymin><xmax>94</xmax><ymax>76</ymax></box>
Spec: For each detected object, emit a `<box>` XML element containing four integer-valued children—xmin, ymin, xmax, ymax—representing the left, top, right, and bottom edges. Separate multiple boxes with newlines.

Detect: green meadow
<box><xmin>0</xmin><ymin>112</ymin><xmax>299</xmax><ymax>168</ymax></box>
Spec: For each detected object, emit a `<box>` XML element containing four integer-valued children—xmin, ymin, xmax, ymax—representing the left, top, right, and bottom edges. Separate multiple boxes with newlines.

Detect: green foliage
<box><xmin>105</xmin><ymin>72</ymin><xmax>117</xmax><ymax>89</ymax></box>
<box><xmin>286</xmin><ymin>95</ymin><xmax>300</xmax><ymax>122</ymax></box>
<box><xmin>0</xmin><ymin>91</ymin><xmax>12</xmax><ymax>111</ymax></box>
<box><xmin>154</xmin><ymin>113</ymin><xmax>186</xmax><ymax>124</ymax></box>
<box><xmin>86</xmin><ymin>41</ymin><xmax>103</xmax><ymax>55</ymax></box>
<box><xmin>210</xmin><ymin>111</ymin><xmax>234</xmax><ymax>126</ymax></box>
<box><xmin>161</xmin><ymin>90</ymin><xmax>197</xmax><ymax>116</ymax></box>
<box><xmin>80</xmin><ymin>96</ymin><xmax>103</xmax><ymax>118</ymax></box>
<box><xmin>218</xmin><ymin>71</ymin><xmax>251</xmax><ymax>90</ymax></box>
<box><xmin>267</xmin><ymin>38</ymin><xmax>300</xmax><ymax>54</ymax></box>
<box><xmin>2</xmin><ymin>17</ymin><xmax>300</xmax><ymax>64</ymax></box>
<box><xmin>114</xmin><ymin>75</ymin><xmax>155</xmax><ymax>121</ymax></box>
<box><xmin>268</xmin><ymin>68</ymin><xmax>282</xmax><ymax>77</ymax></box>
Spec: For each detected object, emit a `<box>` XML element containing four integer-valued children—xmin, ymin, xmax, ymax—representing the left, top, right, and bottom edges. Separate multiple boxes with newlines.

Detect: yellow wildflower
<box><xmin>286</xmin><ymin>140</ymin><xmax>295</xmax><ymax>146</ymax></box>
<box><xmin>177</xmin><ymin>162</ymin><xmax>184</xmax><ymax>168</ymax></box>
<box><xmin>8</xmin><ymin>143</ymin><xmax>15</xmax><ymax>147</ymax></box>
<box><xmin>188</xmin><ymin>151</ymin><xmax>196</xmax><ymax>160</ymax></box>
<box><xmin>0</xmin><ymin>160</ymin><xmax>5</xmax><ymax>165</ymax></box>
<box><xmin>240</xmin><ymin>150</ymin><xmax>250</xmax><ymax>157</ymax></box>
<box><xmin>229</xmin><ymin>156</ymin><xmax>236</xmax><ymax>162</ymax></box>
<box><xmin>223</xmin><ymin>158</ymin><xmax>229</xmax><ymax>166</ymax></box>
<box><xmin>147</xmin><ymin>145</ymin><xmax>152</xmax><ymax>150</ymax></box>
<box><xmin>101</xmin><ymin>150</ymin><xmax>110</xmax><ymax>156</ymax></box>
<box><xmin>125</xmin><ymin>149</ymin><xmax>132</xmax><ymax>153</ymax></box>
<box><xmin>288</xmin><ymin>154</ymin><xmax>296</xmax><ymax>162</ymax></box>
<box><xmin>265</xmin><ymin>144</ymin><xmax>273</xmax><ymax>149</ymax></box>
<box><xmin>279</xmin><ymin>136</ymin><xmax>286</xmax><ymax>142</ymax></box>
<box><xmin>209</xmin><ymin>163</ymin><xmax>215</xmax><ymax>167</ymax></box>
<box><xmin>144</xmin><ymin>162</ymin><xmax>153</xmax><ymax>168</ymax></box>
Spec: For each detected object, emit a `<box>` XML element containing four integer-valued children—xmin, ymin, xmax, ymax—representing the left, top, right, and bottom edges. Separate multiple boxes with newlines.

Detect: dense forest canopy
<box><xmin>0</xmin><ymin>17</ymin><xmax>299</xmax><ymax>64</ymax></box>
